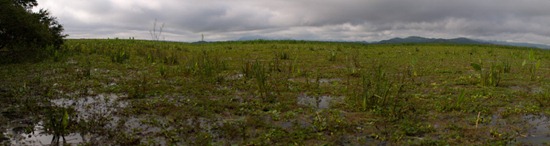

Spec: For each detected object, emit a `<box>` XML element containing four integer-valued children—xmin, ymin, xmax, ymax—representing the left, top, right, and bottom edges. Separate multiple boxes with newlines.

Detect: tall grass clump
<box><xmin>253</xmin><ymin>61</ymin><xmax>270</xmax><ymax>98</ymax></box>
<box><xmin>242</xmin><ymin>60</ymin><xmax>254</xmax><ymax>79</ymax></box>
<box><xmin>47</xmin><ymin>45</ymin><xmax>65</xmax><ymax>62</ymax></box>
<box><xmin>111</xmin><ymin>49</ymin><xmax>130</xmax><ymax>63</ymax></box>
<box><xmin>501</xmin><ymin>61</ymin><xmax>511</xmax><ymax>73</ymax></box>
<box><xmin>534</xmin><ymin>89</ymin><xmax>550</xmax><ymax>108</ymax></box>
<box><xmin>185</xmin><ymin>51</ymin><xmax>227</xmax><ymax>78</ymax></box>
<box><xmin>79</xmin><ymin>60</ymin><xmax>92</xmax><ymax>79</ymax></box>
<box><xmin>241</xmin><ymin>60</ymin><xmax>273</xmax><ymax>102</ymax></box>
<box><xmin>159</xmin><ymin>65</ymin><xmax>167</xmax><ymax>78</ymax></box>
<box><xmin>328</xmin><ymin>51</ymin><xmax>337</xmax><ymax>62</ymax></box>
<box><xmin>346</xmin><ymin>54</ymin><xmax>361</xmax><ymax>77</ymax></box>
<box><xmin>522</xmin><ymin>49</ymin><xmax>541</xmax><ymax>81</ymax></box>
<box><xmin>128</xmin><ymin>74</ymin><xmax>149</xmax><ymax>99</ymax></box>
<box><xmin>275</xmin><ymin>51</ymin><xmax>290</xmax><ymax>60</ymax></box>
<box><xmin>162</xmin><ymin>51</ymin><xmax>180</xmax><ymax>65</ymax></box>
<box><xmin>471</xmin><ymin>62</ymin><xmax>503</xmax><ymax>87</ymax></box>
<box><xmin>356</xmin><ymin>65</ymin><xmax>411</xmax><ymax>120</ymax></box>
<box><xmin>358</xmin><ymin>65</ymin><xmax>390</xmax><ymax>111</ymax></box>
<box><xmin>242</xmin><ymin>60</ymin><xmax>272</xmax><ymax>100</ymax></box>
<box><xmin>436</xmin><ymin>90</ymin><xmax>478</xmax><ymax>113</ymax></box>
<box><xmin>44</xmin><ymin>107</ymin><xmax>72</xmax><ymax>145</ymax></box>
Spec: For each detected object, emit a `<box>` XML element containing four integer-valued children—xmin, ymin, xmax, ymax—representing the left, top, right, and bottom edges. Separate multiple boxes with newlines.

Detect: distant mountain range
<box><xmin>374</xmin><ymin>36</ymin><xmax>550</xmax><ymax>49</ymax></box>
<box><xmin>375</xmin><ymin>36</ymin><xmax>480</xmax><ymax>44</ymax></box>
<box><xmin>229</xmin><ymin>35</ymin><xmax>549</xmax><ymax>49</ymax></box>
<box><xmin>476</xmin><ymin>39</ymin><xmax>550</xmax><ymax>49</ymax></box>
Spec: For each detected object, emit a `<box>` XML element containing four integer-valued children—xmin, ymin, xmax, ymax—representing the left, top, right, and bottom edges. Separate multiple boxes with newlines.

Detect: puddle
<box><xmin>307</xmin><ymin>78</ymin><xmax>342</xmax><ymax>84</ymax></box>
<box><xmin>530</xmin><ymin>87</ymin><xmax>544</xmax><ymax>94</ymax></box>
<box><xmin>227</xmin><ymin>73</ymin><xmax>244</xmax><ymax>80</ymax></box>
<box><xmin>4</xmin><ymin>93</ymin><xmax>128</xmax><ymax>145</ymax></box>
<box><xmin>297</xmin><ymin>94</ymin><xmax>343</xmax><ymax>109</ymax></box>
<box><xmin>51</xmin><ymin>93</ymin><xmax>127</xmax><ymax>120</ymax></box>
<box><xmin>509</xmin><ymin>86</ymin><xmax>546</xmax><ymax>95</ymax></box>
<box><xmin>318</xmin><ymin>78</ymin><xmax>342</xmax><ymax>84</ymax></box>
<box><xmin>5</xmin><ymin>121</ymin><xmax>84</xmax><ymax>146</ymax></box>
<box><xmin>288</xmin><ymin>78</ymin><xmax>342</xmax><ymax>84</ymax></box>
<box><xmin>516</xmin><ymin>114</ymin><xmax>550</xmax><ymax>145</ymax></box>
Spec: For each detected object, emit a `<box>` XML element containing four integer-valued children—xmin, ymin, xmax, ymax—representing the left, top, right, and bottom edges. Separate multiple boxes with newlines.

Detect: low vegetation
<box><xmin>1</xmin><ymin>39</ymin><xmax>549</xmax><ymax>145</ymax></box>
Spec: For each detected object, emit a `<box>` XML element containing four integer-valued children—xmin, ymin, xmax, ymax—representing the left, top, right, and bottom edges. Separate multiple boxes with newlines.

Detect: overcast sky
<box><xmin>35</xmin><ymin>0</ymin><xmax>550</xmax><ymax>44</ymax></box>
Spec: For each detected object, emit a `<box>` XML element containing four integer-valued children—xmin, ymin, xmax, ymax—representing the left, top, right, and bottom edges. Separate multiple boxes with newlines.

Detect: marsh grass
<box><xmin>44</xmin><ymin>107</ymin><xmax>73</xmax><ymax>145</ymax></box>
<box><xmin>73</xmin><ymin>59</ymin><xmax>93</xmax><ymax>80</ymax></box>
<box><xmin>270</xmin><ymin>54</ymin><xmax>283</xmax><ymax>72</ymax></box>
<box><xmin>3</xmin><ymin>40</ymin><xmax>550</xmax><ymax>145</ymax></box>
<box><xmin>525</xmin><ymin>60</ymin><xmax>541</xmax><ymax>81</ymax></box>
<box><xmin>185</xmin><ymin>51</ymin><xmax>227</xmax><ymax>78</ymax></box>
<box><xmin>52</xmin><ymin>49</ymin><xmax>63</xmax><ymax>62</ymax></box>
<box><xmin>241</xmin><ymin>60</ymin><xmax>253</xmax><ymax>79</ymax></box>
<box><xmin>436</xmin><ymin>90</ymin><xmax>481</xmax><ymax>113</ymax></box>
<box><xmin>522</xmin><ymin>49</ymin><xmax>543</xmax><ymax>81</ymax></box>
<box><xmin>159</xmin><ymin>65</ymin><xmax>167</xmax><ymax>78</ymax></box>
<box><xmin>355</xmin><ymin>65</ymin><xmax>412</xmax><ymax>120</ymax></box>
<box><xmin>328</xmin><ymin>51</ymin><xmax>337</xmax><ymax>62</ymax></box>
<box><xmin>162</xmin><ymin>51</ymin><xmax>180</xmax><ymax>65</ymax></box>
<box><xmin>128</xmin><ymin>74</ymin><xmax>148</xmax><ymax>99</ymax></box>
<box><xmin>471</xmin><ymin>62</ymin><xmax>503</xmax><ymax>87</ymax></box>
<box><xmin>275</xmin><ymin>51</ymin><xmax>290</xmax><ymax>60</ymax></box>
<box><xmin>501</xmin><ymin>61</ymin><xmax>511</xmax><ymax>73</ymax></box>
<box><xmin>251</xmin><ymin>61</ymin><xmax>271</xmax><ymax>100</ymax></box>
<box><xmin>110</xmin><ymin>49</ymin><xmax>130</xmax><ymax>63</ymax></box>
<box><xmin>534</xmin><ymin>89</ymin><xmax>550</xmax><ymax>108</ymax></box>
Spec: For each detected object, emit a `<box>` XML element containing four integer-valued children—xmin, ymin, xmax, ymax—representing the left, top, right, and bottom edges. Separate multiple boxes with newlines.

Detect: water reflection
<box><xmin>516</xmin><ymin>114</ymin><xmax>550</xmax><ymax>145</ymax></box>
<box><xmin>4</xmin><ymin>93</ymin><xmax>127</xmax><ymax>145</ymax></box>
<box><xmin>297</xmin><ymin>93</ymin><xmax>343</xmax><ymax>109</ymax></box>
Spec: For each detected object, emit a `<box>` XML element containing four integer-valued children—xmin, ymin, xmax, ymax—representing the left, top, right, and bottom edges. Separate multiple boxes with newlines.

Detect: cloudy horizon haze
<box><xmin>35</xmin><ymin>0</ymin><xmax>550</xmax><ymax>45</ymax></box>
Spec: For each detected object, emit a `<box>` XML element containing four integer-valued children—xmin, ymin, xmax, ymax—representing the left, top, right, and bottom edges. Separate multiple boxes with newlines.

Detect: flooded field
<box><xmin>1</xmin><ymin>39</ymin><xmax>550</xmax><ymax>145</ymax></box>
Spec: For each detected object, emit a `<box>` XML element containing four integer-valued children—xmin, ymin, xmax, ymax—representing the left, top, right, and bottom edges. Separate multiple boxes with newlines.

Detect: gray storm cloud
<box><xmin>36</xmin><ymin>0</ymin><xmax>550</xmax><ymax>44</ymax></box>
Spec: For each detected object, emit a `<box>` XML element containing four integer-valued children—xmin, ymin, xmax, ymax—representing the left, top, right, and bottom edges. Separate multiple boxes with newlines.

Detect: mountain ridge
<box><xmin>374</xmin><ymin>36</ymin><xmax>550</xmax><ymax>49</ymax></box>
<box><xmin>229</xmin><ymin>36</ymin><xmax>550</xmax><ymax>49</ymax></box>
<box><xmin>375</xmin><ymin>36</ymin><xmax>481</xmax><ymax>44</ymax></box>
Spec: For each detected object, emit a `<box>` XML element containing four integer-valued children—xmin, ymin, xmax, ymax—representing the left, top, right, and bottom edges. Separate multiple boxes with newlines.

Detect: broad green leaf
<box><xmin>62</xmin><ymin>110</ymin><xmax>69</xmax><ymax>129</ymax></box>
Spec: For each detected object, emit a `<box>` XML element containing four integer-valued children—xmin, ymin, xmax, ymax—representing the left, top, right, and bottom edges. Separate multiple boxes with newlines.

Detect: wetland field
<box><xmin>1</xmin><ymin>39</ymin><xmax>550</xmax><ymax>145</ymax></box>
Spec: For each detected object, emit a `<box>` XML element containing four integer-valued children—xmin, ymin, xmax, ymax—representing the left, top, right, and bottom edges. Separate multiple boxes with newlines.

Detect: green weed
<box><xmin>534</xmin><ymin>89</ymin><xmax>550</xmax><ymax>108</ymax></box>
<box><xmin>523</xmin><ymin>49</ymin><xmax>542</xmax><ymax>80</ymax></box>
<box><xmin>163</xmin><ymin>51</ymin><xmax>179</xmax><ymax>65</ymax></box>
<box><xmin>355</xmin><ymin>65</ymin><xmax>412</xmax><ymax>120</ymax></box>
<box><xmin>252</xmin><ymin>61</ymin><xmax>270</xmax><ymax>99</ymax></box>
<box><xmin>111</xmin><ymin>50</ymin><xmax>130</xmax><ymax>63</ymax></box>
<box><xmin>128</xmin><ymin>74</ymin><xmax>148</xmax><ymax>99</ymax></box>
<box><xmin>471</xmin><ymin>62</ymin><xmax>503</xmax><ymax>87</ymax></box>
<box><xmin>328</xmin><ymin>51</ymin><xmax>337</xmax><ymax>62</ymax></box>
<box><xmin>275</xmin><ymin>51</ymin><xmax>290</xmax><ymax>60</ymax></box>
<box><xmin>185</xmin><ymin>51</ymin><xmax>227</xmax><ymax>78</ymax></box>
<box><xmin>159</xmin><ymin>65</ymin><xmax>167</xmax><ymax>78</ymax></box>
<box><xmin>44</xmin><ymin>107</ymin><xmax>73</xmax><ymax>145</ymax></box>
<box><xmin>501</xmin><ymin>61</ymin><xmax>511</xmax><ymax>73</ymax></box>
<box><xmin>437</xmin><ymin>91</ymin><xmax>478</xmax><ymax>112</ymax></box>
<box><xmin>270</xmin><ymin>54</ymin><xmax>283</xmax><ymax>72</ymax></box>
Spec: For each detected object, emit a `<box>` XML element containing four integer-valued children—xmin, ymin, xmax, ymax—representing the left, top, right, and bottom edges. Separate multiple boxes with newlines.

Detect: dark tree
<box><xmin>0</xmin><ymin>0</ymin><xmax>66</xmax><ymax>62</ymax></box>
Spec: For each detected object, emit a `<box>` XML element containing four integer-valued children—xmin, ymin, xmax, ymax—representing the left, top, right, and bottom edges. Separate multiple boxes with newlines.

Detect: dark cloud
<box><xmin>36</xmin><ymin>0</ymin><xmax>550</xmax><ymax>44</ymax></box>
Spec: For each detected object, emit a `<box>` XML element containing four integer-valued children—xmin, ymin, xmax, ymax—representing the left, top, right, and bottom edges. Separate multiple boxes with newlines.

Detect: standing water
<box><xmin>3</xmin><ymin>93</ymin><xmax>127</xmax><ymax>145</ymax></box>
<box><xmin>516</xmin><ymin>114</ymin><xmax>550</xmax><ymax>145</ymax></box>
